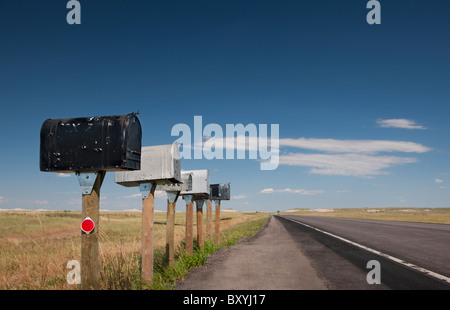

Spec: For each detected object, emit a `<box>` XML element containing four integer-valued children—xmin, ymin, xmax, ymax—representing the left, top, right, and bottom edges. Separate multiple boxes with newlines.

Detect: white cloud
<box><xmin>124</xmin><ymin>193</ymin><xmax>142</xmax><ymax>199</ymax></box>
<box><xmin>279</xmin><ymin>153</ymin><xmax>417</xmax><ymax>177</ymax></box>
<box><xmin>0</xmin><ymin>196</ymin><xmax>4</xmax><ymax>203</ymax></box>
<box><xmin>66</xmin><ymin>198</ymin><xmax>81</xmax><ymax>206</ymax></box>
<box><xmin>277</xmin><ymin>137</ymin><xmax>430</xmax><ymax>178</ymax></box>
<box><xmin>260</xmin><ymin>188</ymin><xmax>275</xmax><ymax>194</ymax></box>
<box><xmin>32</xmin><ymin>200</ymin><xmax>49</xmax><ymax>205</ymax></box>
<box><xmin>279</xmin><ymin>138</ymin><xmax>431</xmax><ymax>154</ymax></box>
<box><xmin>435</xmin><ymin>178</ymin><xmax>444</xmax><ymax>184</ymax></box>
<box><xmin>124</xmin><ymin>192</ymin><xmax>166</xmax><ymax>199</ymax></box>
<box><xmin>199</xmin><ymin>135</ymin><xmax>279</xmax><ymax>154</ymax></box>
<box><xmin>260</xmin><ymin>188</ymin><xmax>324</xmax><ymax>195</ymax></box>
<box><xmin>232</xmin><ymin>195</ymin><xmax>247</xmax><ymax>200</ymax></box>
<box><xmin>335</xmin><ymin>190</ymin><xmax>350</xmax><ymax>194</ymax></box>
<box><xmin>377</xmin><ymin>118</ymin><xmax>426</xmax><ymax>130</ymax></box>
<box><xmin>57</xmin><ymin>173</ymin><xmax>71</xmax><ymax>178</ymax></box>
<box><xmin>155</xmin><ymin>191</ymin><xmax>167</xmax><ymax>198</ymax></box>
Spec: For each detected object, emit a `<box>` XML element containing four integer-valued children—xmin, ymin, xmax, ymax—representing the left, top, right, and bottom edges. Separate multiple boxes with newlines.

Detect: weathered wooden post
<box><xmin>79</xmin><ymin>171</ymin><xmax>105</xmax><ymax>290</ymax></box>
<box><xmin>180</xmin><ymin>169</ymin><xmax>210</xmax><ymax>255</ymax></box>
<box><xmin>210</xmin><ymin>184</ymin><xmax>231</xmax><ymax>246</ymax></box>
<box><xmin>156</xmin><ymin>172</ymin><xmax>192</xmax><ymax>265</ymax></box>
<box><xmin>196</xmin><ymin>200</ymin><xmax>205</xmax><ymax>247</ymax></box>
<box><xmin>40</xmin><ymin>113</ymin><xmax>142</xmax><ymax>290</ymax></box>
<box><xmin>206</xmin><ymin>199</ymin><xmax>213</xmax><ymax>240</ymax></box>
<box><xmin>115</xmin><ymin>144</ymin><xmax>181</xmax><ymax>285</ymax></box>
<box><xmin>215</xmin><ymin>200</ymin><xmax>221</xmax><ymax>245</ymax></box>
<box><xmin>139</xmin><ymin>182</ymin><xmax>156</xmax><ymax>283</ymax></box>
<box><xmin>165</xmin><ymin>191</ymin><xmax>178</xmax><ymax>265</ymax></box>
<box><xmin>183</xmin><ymin>195</ymin><xmax>194</xmax><ymax>256</ymax></box>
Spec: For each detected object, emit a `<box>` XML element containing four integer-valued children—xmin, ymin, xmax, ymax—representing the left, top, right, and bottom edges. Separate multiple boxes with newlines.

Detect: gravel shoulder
<box><xmin>175</xmin><ymin>216</ymin><xmax>327</xmax><ymax>290</ymax></box>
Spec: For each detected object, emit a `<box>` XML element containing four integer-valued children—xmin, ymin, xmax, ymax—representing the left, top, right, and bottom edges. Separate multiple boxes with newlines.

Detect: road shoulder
<box><xmin>175</xmin><ymin>216</ymin><xmax>327</xmax><ymax>290</ymax></box>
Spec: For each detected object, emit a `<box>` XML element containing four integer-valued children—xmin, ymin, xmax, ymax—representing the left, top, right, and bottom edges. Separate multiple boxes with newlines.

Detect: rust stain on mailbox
<box><xmin>40</xmin><ymin>113</ymin><xmax>142</xmax><ymax>172</ymax></box>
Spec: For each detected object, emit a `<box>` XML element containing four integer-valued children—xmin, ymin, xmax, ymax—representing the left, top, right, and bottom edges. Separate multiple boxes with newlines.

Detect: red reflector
<box><xmin>81</xmin><ymin>217</ymin><xmax>95</xmax><ymax>234</ymax></box>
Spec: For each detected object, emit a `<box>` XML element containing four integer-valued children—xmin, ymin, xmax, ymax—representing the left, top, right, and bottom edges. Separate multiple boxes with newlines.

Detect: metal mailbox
<box><xmin>40</xmin><ymin>113</ymin><xmax>142</xmax><ymax>172</ymax></box>
<box><xmin>115</xmin><ymin>144</ymin><xmax>181</xmax><ymax>187</ymax></box>
<box><xmin>180</xmin><ymin>169</ymin><xmax>210</xmax><ymax>199</ymax></box>
<box><xmin>156</xmin><ymin>172</ymin><xmax>192</xmax><ymax>192</ymax></box>
<box><xmin>210</xmin><ymin>183</ymin><xmax>230</xmax><ymax>200</ymax></box>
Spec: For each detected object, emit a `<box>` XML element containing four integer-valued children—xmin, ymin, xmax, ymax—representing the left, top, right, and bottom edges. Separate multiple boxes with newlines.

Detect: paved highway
<box><xmin>279</xmin><ymin>215</ymin><xmax>450</xmax><ymax>289</ymax></box>
<box><xmin>176</xmin><ymin>215</ymin><xmax>450</xmax><ymax>290</ymax></box>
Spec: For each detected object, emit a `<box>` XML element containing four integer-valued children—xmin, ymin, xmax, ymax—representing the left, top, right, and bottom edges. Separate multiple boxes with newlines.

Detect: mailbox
<box><xmin>180</xmin><ymin>169</ymin><xmax>210</xmax><ymax>199</ymax></box>
<box><xmin>40</xmin><ymin>113</ymin><xmax>142</xmax><ymax>172</ymax></box>
<box><xmin>210</xmin><ymin>184</ymin><xmax>230</xmax><ymax>200</ymax></box>
<box><xmin>156</xmin><ymin>172</ymin><xmax>192</xmax><ymax>192</ymax></box>
<box><xmin>115</xmin><ymin>144</ymin><xmax>181</xmax><ymax>187</ymax></box>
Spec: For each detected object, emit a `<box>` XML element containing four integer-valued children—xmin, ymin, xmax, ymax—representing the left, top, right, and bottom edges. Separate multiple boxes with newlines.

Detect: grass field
<box><xmin>0</xmin><ymin>209</ymin><xmax>269</xmax><ymax>290</ymax></box>
<box><xmin>2</xmin><ymin>207</ymin><xmax>448</xmax><ymax>289</ymax></box>
<box><xmin>280</xmin><ymin>207</ymin><xmax>450</xmax><ymax>224</ymax></box>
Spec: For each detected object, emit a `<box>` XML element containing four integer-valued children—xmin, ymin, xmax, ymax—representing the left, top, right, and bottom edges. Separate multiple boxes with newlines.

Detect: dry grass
<box><xmin>0</xmin><ymin>209</ymin><xmax>267</xmax><ymax>290</ymax></box>
<box><xmin>280</xmin><ymin>207</ymin><xmax>450</xmax><ymax>224</ymax></box>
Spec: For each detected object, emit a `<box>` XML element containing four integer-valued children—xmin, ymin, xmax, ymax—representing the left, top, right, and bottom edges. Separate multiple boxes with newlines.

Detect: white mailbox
<box><xmin>115</xmin><ymin>144</ymin><xmax>181</xmax><ymax>187</ymax></box>
<box><xmin>180</xmin><ymin>169</ymin><xmax>210</xmax><ymax>199</ymax></box>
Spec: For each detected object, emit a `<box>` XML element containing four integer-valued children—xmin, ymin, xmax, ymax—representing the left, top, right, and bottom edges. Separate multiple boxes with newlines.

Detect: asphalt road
<box><xmin>281</xmin><ymin>216</ymin><xmax>450</xmax><ymax>275</ymax></box>
<box><xmin>176</xmin><ymin>215</ymin><xmax>328</xmax><ymax>290</ymax></box>
<box><xmin>176</xmin><ymin>215</ymin><xmax>450</xmax><ymax>290</ymax></box>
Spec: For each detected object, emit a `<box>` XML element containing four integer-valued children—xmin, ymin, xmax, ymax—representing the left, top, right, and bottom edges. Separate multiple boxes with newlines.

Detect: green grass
<box><xmin>82</xmin><ymin>212</ymin><xmax>269</xmax><ymax>290</ymax></box>
<box><xmin>150</xmin><ymin>214</ymin><xmax>269</xmax><ymax>290</ymax></box>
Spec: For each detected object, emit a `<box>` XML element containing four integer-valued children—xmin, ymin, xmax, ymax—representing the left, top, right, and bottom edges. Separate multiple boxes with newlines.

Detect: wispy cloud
<box><xmin>57</xmin><ymin>173</ymin><xmax>71</xmax><ymax>178</ymax></box>
<box><xmin>260</xmin><ymin>188</ymin><xmax>324</xmax><ymax>195</ymax></box>
<box><xmin>277</xmin><ymin>137</ymin><xmax>430</xmax><ymax>178</ymax></box>
<box><xmin>124</xmin><ymin>192</ymin><xmax>166</xmax><ymax>199</ymax></box>
<box><xmin>124</xmin><ymin>193</ymin><xmax>142</xmax><ymax>199</ymax></box>
<box><xmin>376</xmin><ymin>118</ymin><xmax>426</xmax><ymax>130</ymax></box>
<box><xmin>198</xmin><ymin>135</ymin><xmax>280</xmax><ymax>156</ymax></box>
<box><xmin>435</xmin><ymin>178</ymin><xmax>444</xmax><ymax>184</ymax></box>
<box><xmin>279</xmin><ymin>138</ymin><xmax>431</xmax><ymax>153</ymax></box>
<box><xmin>279</xmin><ymin>153</ymin><xmax>417</xmax><ymax>177</ymax></box>
<box><xmin>232</xmin><ymin>194</ymin><xmax>247</xmax><ymax>200</ymax></box>
<box><xmin>32</xmin><ymin>200</ymin><xmax>49</xmax><ymax>205</ymax></box>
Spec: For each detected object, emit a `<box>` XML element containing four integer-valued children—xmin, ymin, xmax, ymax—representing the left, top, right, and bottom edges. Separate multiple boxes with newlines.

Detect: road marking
<box><xmin>280</xmin><ymin>216</ymin><xmax>450</xmax><ymax>285</ymax></box>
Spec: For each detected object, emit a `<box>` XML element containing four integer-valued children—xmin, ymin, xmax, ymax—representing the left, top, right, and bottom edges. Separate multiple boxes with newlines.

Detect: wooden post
<box><xmin>81</xmin><ymin>171</ymin><xmax>105</xmax><ymax>290</ymax></box>
<box><xmin>206</xmin><ymin>199</ymin><xmax>212</xmax><ymax>240</ymax></box>
<box><xmin>185</xmin><ymin>198</ymin><xmax>194</xmax><ymax>255</ymax></box>
<box><xmin>196</xmin><ymin>200</ymin><xmax>204</xmax><ymax>247</ymax></box>
<box><xmin>215</xmin><ymin>200</ymin><xmax>221</xmax><ymax>245</ymax></box>
<box><xmin>141</xmin><ymin>183</ymin><xmax>156</xmax><ymax>285</ymax></box>
<box><xmin>165</xmin><ymin>191</ymin><xmax>179</xmax><ymax>266</ymax></box>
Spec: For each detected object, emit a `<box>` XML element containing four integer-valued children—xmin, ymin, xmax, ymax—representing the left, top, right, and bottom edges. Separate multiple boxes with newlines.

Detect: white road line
<box><xmin>280</xmin><ymin>216</ymin><xmax>450</xmax><ymax>285</ymax></box>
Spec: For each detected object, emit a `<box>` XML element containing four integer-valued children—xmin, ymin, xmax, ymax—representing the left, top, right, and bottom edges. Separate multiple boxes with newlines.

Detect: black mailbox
<box><xmin>40</xmin><ymin>113</ymin><xmax>142</xmax><ymax>172</ymax></box>
<box><xmin>210</xmin><ymin>184</ymin><xmax>230</xmax><ymax>200</ymax></box>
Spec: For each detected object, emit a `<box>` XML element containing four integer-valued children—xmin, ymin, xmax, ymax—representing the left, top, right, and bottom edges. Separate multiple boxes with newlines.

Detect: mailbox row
<box><xmin>40</xmin><ymin>113</ymin><xmax>230</xmax><ymax>200</ymax></box>
<box><xmin>115</xmin><ymin>145</ymin><xmax>230</xmax><ymax>201</ymax></box>
<box><xmin>39</xmin><ymin>113</ymin><xmax>231</xmax><ymax>288</ymax></box>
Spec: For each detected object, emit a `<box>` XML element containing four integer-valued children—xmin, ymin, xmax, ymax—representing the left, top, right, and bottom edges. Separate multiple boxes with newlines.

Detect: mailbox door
<box><xmin>40</xmin><ymin>113</ymin><xmax>141</xmax><ymax>172</ymax></box>
<box><xmin>210</xmin><ymin>184</ymin><xmax>230</xmax><ymax>200</ymax></box>
<box><xmin>141</xmin><ymin>144</ymin><xmax>181</xmax><ymax>183</ymax></box>
<box><xmin>180</xmin><ymin>169</ymin><xmax>209</xmax><ymax>196</ymax></box>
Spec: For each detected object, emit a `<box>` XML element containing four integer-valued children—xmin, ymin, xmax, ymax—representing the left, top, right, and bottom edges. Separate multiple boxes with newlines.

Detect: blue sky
<box><xmin>0</xmin><ymin>1</ymin><xmax>449</xmax><ymax>211</ymax></box>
